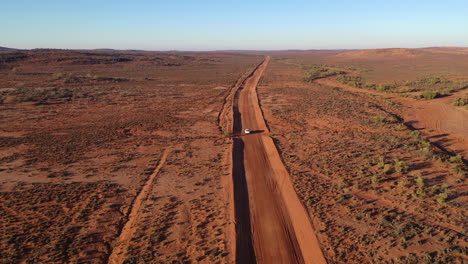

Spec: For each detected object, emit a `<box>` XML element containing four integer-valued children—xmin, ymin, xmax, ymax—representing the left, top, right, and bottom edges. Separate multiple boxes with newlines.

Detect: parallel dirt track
<box><xmin>107</xmin><ymin>148</ymin><xmax>170</xmax><ymax>264</ymax></box>
<box><xmin>232</xmin><ymin>57</ymin><xmax>326</xmax><ymax>264</ymax></box>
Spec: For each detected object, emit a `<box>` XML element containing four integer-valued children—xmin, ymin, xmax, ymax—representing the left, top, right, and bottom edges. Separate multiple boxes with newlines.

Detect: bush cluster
<box><xmin>303</xmin><ymin>64</ymin><xmax>344</xmax><ymax>82</ymax></box>
<box><xmin>1</xmin><ymin>87</ymin><xmax>93</xmax><ymax>104</ymax></box>
<box><xmin>453</xmin><ymin>96</ymin><xmax>468</xmax><ymax>107</ymax></box>
<box><xmin>420</xmin><ymin>90</ymin><xmax>441</xmax><ymax>99</ymax></box>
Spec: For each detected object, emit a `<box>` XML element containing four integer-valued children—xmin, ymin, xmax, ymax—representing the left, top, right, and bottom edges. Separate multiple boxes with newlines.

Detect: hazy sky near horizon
<box><xmin>1</xmin><ymin>0</ymin><xmax>467</xmax><ymax>50</ymax></box>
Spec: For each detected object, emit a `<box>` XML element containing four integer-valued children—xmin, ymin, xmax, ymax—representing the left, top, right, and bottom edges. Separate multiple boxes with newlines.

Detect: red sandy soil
<box><xmin>0</xmin><ymin>50</ymin><xmax>263</xmax><ymax>263</ymax></box>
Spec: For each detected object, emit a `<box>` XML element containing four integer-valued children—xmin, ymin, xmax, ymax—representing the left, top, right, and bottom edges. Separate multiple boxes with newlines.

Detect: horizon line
<box><xmin>1</xmin><ymin>45</ymin><xmax>467</xmax><ymax>53</ymax></box>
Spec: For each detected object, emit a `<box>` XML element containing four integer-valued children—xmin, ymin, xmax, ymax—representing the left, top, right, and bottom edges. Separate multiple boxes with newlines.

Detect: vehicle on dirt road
<box><xmin>244</xmin><ymin>128</ymin><xmax>250</xmax><ymax>134</ymax></box>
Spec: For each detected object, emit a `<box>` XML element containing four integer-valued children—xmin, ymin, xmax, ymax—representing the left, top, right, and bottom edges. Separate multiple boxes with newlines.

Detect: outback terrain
<box><xmin>1</xmin><ymin>47</ymin><xmax>467</xmax><ymax>264</ymax></box>
<box><xmin>258</xmin><ymin>48</ymin><xmax>468</xmax><ymax>263</ymax></box>
<box><xmin>0</xmin><ymin>49</ymin><xmax>263</xmax><ymax>263</ymax></box>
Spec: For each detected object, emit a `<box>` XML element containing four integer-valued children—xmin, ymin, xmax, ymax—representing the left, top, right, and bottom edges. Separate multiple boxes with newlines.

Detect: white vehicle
<box><xmin>244</xmin><ymin>128</ymin><xmax>251</xmax><ymax>134</ymax></box>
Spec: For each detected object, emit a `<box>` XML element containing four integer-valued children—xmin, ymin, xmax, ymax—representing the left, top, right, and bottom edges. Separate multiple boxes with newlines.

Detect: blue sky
<box><xmin>1</xmin><ymin>0</ymin><xmax>467</xmax><ymax>50</ymax></box>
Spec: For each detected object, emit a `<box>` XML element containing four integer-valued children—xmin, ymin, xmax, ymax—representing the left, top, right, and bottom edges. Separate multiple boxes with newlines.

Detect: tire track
<box><xmin>107</xmin><ymin>148</ymin><xmax>170</xmax><ymax>264</ymax></box>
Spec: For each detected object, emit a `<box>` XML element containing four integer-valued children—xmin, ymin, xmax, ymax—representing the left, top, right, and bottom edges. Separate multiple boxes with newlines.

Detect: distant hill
<box><xmin>421</xmin><ymin>47</ymin><xmax>468</xmax><ymax>55</ymax></box>
<box><xmin>0</xmin><ymin>46</ymin><xmax>17</xmax><ymax>51</ymax></box>
<box><xmin>332</xmin><ymin>47</ymin><xmax>468</xmax><ymax>60</ymax></box>
<box><xmin>332</xmin><ymin>48</ymin><xmax>426</xmax><ymax>59</ymax></box>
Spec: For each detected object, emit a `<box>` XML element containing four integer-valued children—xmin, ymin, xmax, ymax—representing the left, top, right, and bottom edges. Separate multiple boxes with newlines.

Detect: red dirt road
<box><xmin>233</xmin><ymin>57</ymin><xmax>326</xmax><ymax>264</ymax></box>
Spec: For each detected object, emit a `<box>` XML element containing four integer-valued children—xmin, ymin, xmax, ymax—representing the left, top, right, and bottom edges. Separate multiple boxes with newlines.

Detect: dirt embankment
<box><xmin>231</xmin><ymin>56</ymin><xmax>326</xmax><ymax>264</ymax></box>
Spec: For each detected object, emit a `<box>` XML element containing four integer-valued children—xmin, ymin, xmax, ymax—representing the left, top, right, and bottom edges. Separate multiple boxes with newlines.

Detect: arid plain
<box><xmin>0</xmin><ymin>48</ymin><xmax>467</xmax><ymax>264</ymax></box>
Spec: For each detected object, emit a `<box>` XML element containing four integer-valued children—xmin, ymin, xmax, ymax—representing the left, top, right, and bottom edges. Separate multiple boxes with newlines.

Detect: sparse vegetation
<box><xmin>420</xmin><ymin>90</ymin><xmax>441</xmax><ymax>99</ymax></box>
<box><xmin>0</xmin><ymin>182</ymin><xmax>126</xmax><ymax>264</ymax></box>
<box><xmin>336</xmin><ymin>73</ymin><xmax>468</xmax><ymax>98</ymax></box>
<box><xmin>394</xmin><ymin>158</ymin><xmax>409</xmax><ymax>173</ymax></box>
<box><xmin>0</xmin><ymin>50</ymin><xmax>261</xmax><ymax>263</ymax></box>
<box><xmin>302</xmin><ymin>64</ymin><xmax>345</xmax><ymax>82</ymax></box>
<box><xmin>0</xmin><ymin>86</ymin><xmax>97</xmax><ymax>104</ymax></box>
<box><xmin>453</xmin><ymin>96</ymin><xmax>468</xmax><ymax>107</ymax></box>
<box><xmin>261</xmin><ymin>56</ymin><xmax>468</xmax><ymax>264</ymax></box>
<box><xmin>2</xmin><ymin>48</ymin><xmax>468</xmax><ymax>264</ymax></box>
<box><xmin>51</xmin><ymin>72</ymin><xmax>130</xmax><ymax>83</ymax></box>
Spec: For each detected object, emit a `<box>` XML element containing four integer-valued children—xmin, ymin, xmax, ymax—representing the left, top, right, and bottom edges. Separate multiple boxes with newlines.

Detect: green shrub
<box><xmin>383</xmin><ymin>164</ymin><xmax>393</xmax><ymax>174</ymax></box>
<box><xmin>449</xmin><ymin>155</ymin><xmax>463</xmax><ymax>164</ymax></box>
<box><xmin>394</xmin><ymin>159</ymin><xmax>409</xmax><ymax>173</ymax></box>
<box><xmin>410</xmin><ymin>130</ymin><xmax>421</xmax><ymax>137</ymax></box>
<box><xmin>453</xmin><ymin>97</ymin><xmax>468</xmax><ymax>107</ymax></box>
<box><xmin>415</xmin><ymin>175</ymin><xmax>425</xmax><ymax>189</ymax></box>
<box><xmin>398</xmin><ymin>177</ymin><xmax>409</xmax><ymax>188</ymax></box>
<box><xmin>336</xmin><ymin>75</ymin><xmax>364</xmax><ymax>88</ymax></box>
<box><xmin>372</xmin><ymin>115</ymin><xmax>399</xmax><ymax>125</ymax></box>
<box><xmin>420</xmin><ymin>90</ymin><xmax>441</xmax><ymax>99</ymax></box>
<box><xmin>452</xmin><ymin>164</ymin><xmax>467</xmax><ymax>178</ymax></box>
<box><xmin>397</xmin><ymin>86</ymin><xmax>418</xmax><ymax>93</ymax></box>
<box><xmin>411</xmin><ymin>174</ymin><xmax>427</xmax><ymax>198</ymax></box>
<box><xmin>371</xmin><ymin>174</ymin><xmax>380</xmax><ymax>184</ymax></box>
<box><xmin>419</xmin><ymin>76</ymin><xmax>449</xmax><ymax>85</ymax></box>
<box><xmin>436</xmin><ymin>192</ymin><xmax>448</xmax><ymax>204</ymax></box>
<box><xmin>417</xmin><ymin>146</ymin><xmax>435</xmax><ymax>160</ymax></box>
<box><xmin>303</xmin><ymin>64</ymin><xmax>344</xmax><ymax>82</ymax></box>
<box><xmin>440</xmin><ymin>88</ymin><xmax>454</xmax><ymax>96</ymax></box>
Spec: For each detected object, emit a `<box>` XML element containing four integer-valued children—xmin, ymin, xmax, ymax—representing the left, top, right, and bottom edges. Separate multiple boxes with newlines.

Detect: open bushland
<box><xmin>258</xmin><ymin>52</ymin><xmax>467</xmax><ymax>263</ymax></box>
<box><xmin>0</xmin><ymin>50</ymin><xmax>263</xmax><ymax>263</ymax></box>
<box><xmin>287</xmin><ymin>48</ymin><xmax>468</xmax><ymax>98</ymax></box>
<box><xmin>1</xmin><ymin>47</ymin><xmax>467</xmax><ymax>264</ymax></box>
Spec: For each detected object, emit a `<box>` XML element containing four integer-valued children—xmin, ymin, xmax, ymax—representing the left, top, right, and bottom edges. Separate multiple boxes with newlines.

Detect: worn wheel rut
<box><xmin>107</xmin><ymin>148</ymin><xmax>170</xmax><ymax>264</ymax></box>
<box><xmin>232</xmin><ymin>56</ymin><xmax>326</xmax><ymax>264</ymax></box>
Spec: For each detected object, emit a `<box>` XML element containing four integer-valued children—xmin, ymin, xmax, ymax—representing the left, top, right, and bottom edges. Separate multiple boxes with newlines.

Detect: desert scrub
<box><xmin>452</xmin><ymin>164</ymin><xmax>468</xmax><ymax>178</ymax></box>
<box><xmin>447</xmin><ymin>155</ymin><xmax>468</xmax><ymax>179</ymax></box>
<box><xmin>453</xmin><ymin>96</ymin><xmax>468</xmax><ymax>107</ymax></box>
<box><xmin>397</xmin><ymin>86</ymin><xmax>418</xmax><ymax>93</ymax></box>
<box><xmin>412</xmin><ymin>76</ymin><xmax>449</xmax><ymax>85</ymax></box>
<box><xmin>409</xmin><ymin>131</ymin><xmax>468</xmax><ymax>177</ymax></box>
<box><xmin>420</xmin><ymin>90</ymin><xmax>441</xmax><ymax>99</ymax></box>
<box><xmin>336</xmin><ymin>75</ymin><xmax>396</xmax><ymax>91</ymax></box>
<box><xmin>0</xmin><ymin>86</ymin><xmax>96</xmax><ymax>104</ymax></box>
<box><xmin>51</xmin><ymin>72</ymin><xmax>129</xmax><ymax>83</ymax></box>
<box><xmin>397</xmin><ymin>177</ymin><xmax>409</xmax><ymax>189</ymax></box>
<box><xmin>372</xmin><ymin>114</ymin><xmax>399</xmax><ymax>125</ymax></box>
<box><xmin>412</xmin><ymin>174</ymin><xmax>427</xmax><ymax>199</ymax></box>
<box><xmin>404</xmin><ymin>76</ymin><xmax>467</xmax><ymax>95</ymax></box>
<box><xmin>337</xmin><ymin>74</ymin><xmax>467</xmax><ymax>96</ymax></box>
<box><xmin>436</xmin><ymin>191</ymin><xmax>449</xmax><ymax>204</ymax></box>
<box><xmin>336</xmin><ymin>75</ymin><xmax>365</xmax><ymax>88</ymax></box>
<box><xmin>302</xmin><ymin>64</ymin><xmax>344</xmax><ymax>82</ymax></box>
<box><xmin>449</xmin><ymin>155</ymin><xmax>464</xmax><ymax>164</ymax></box>
<box><xmin>394</xmin><ymin>159</ymin><xmax>409</xmax><ymax>173</ymax></box>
